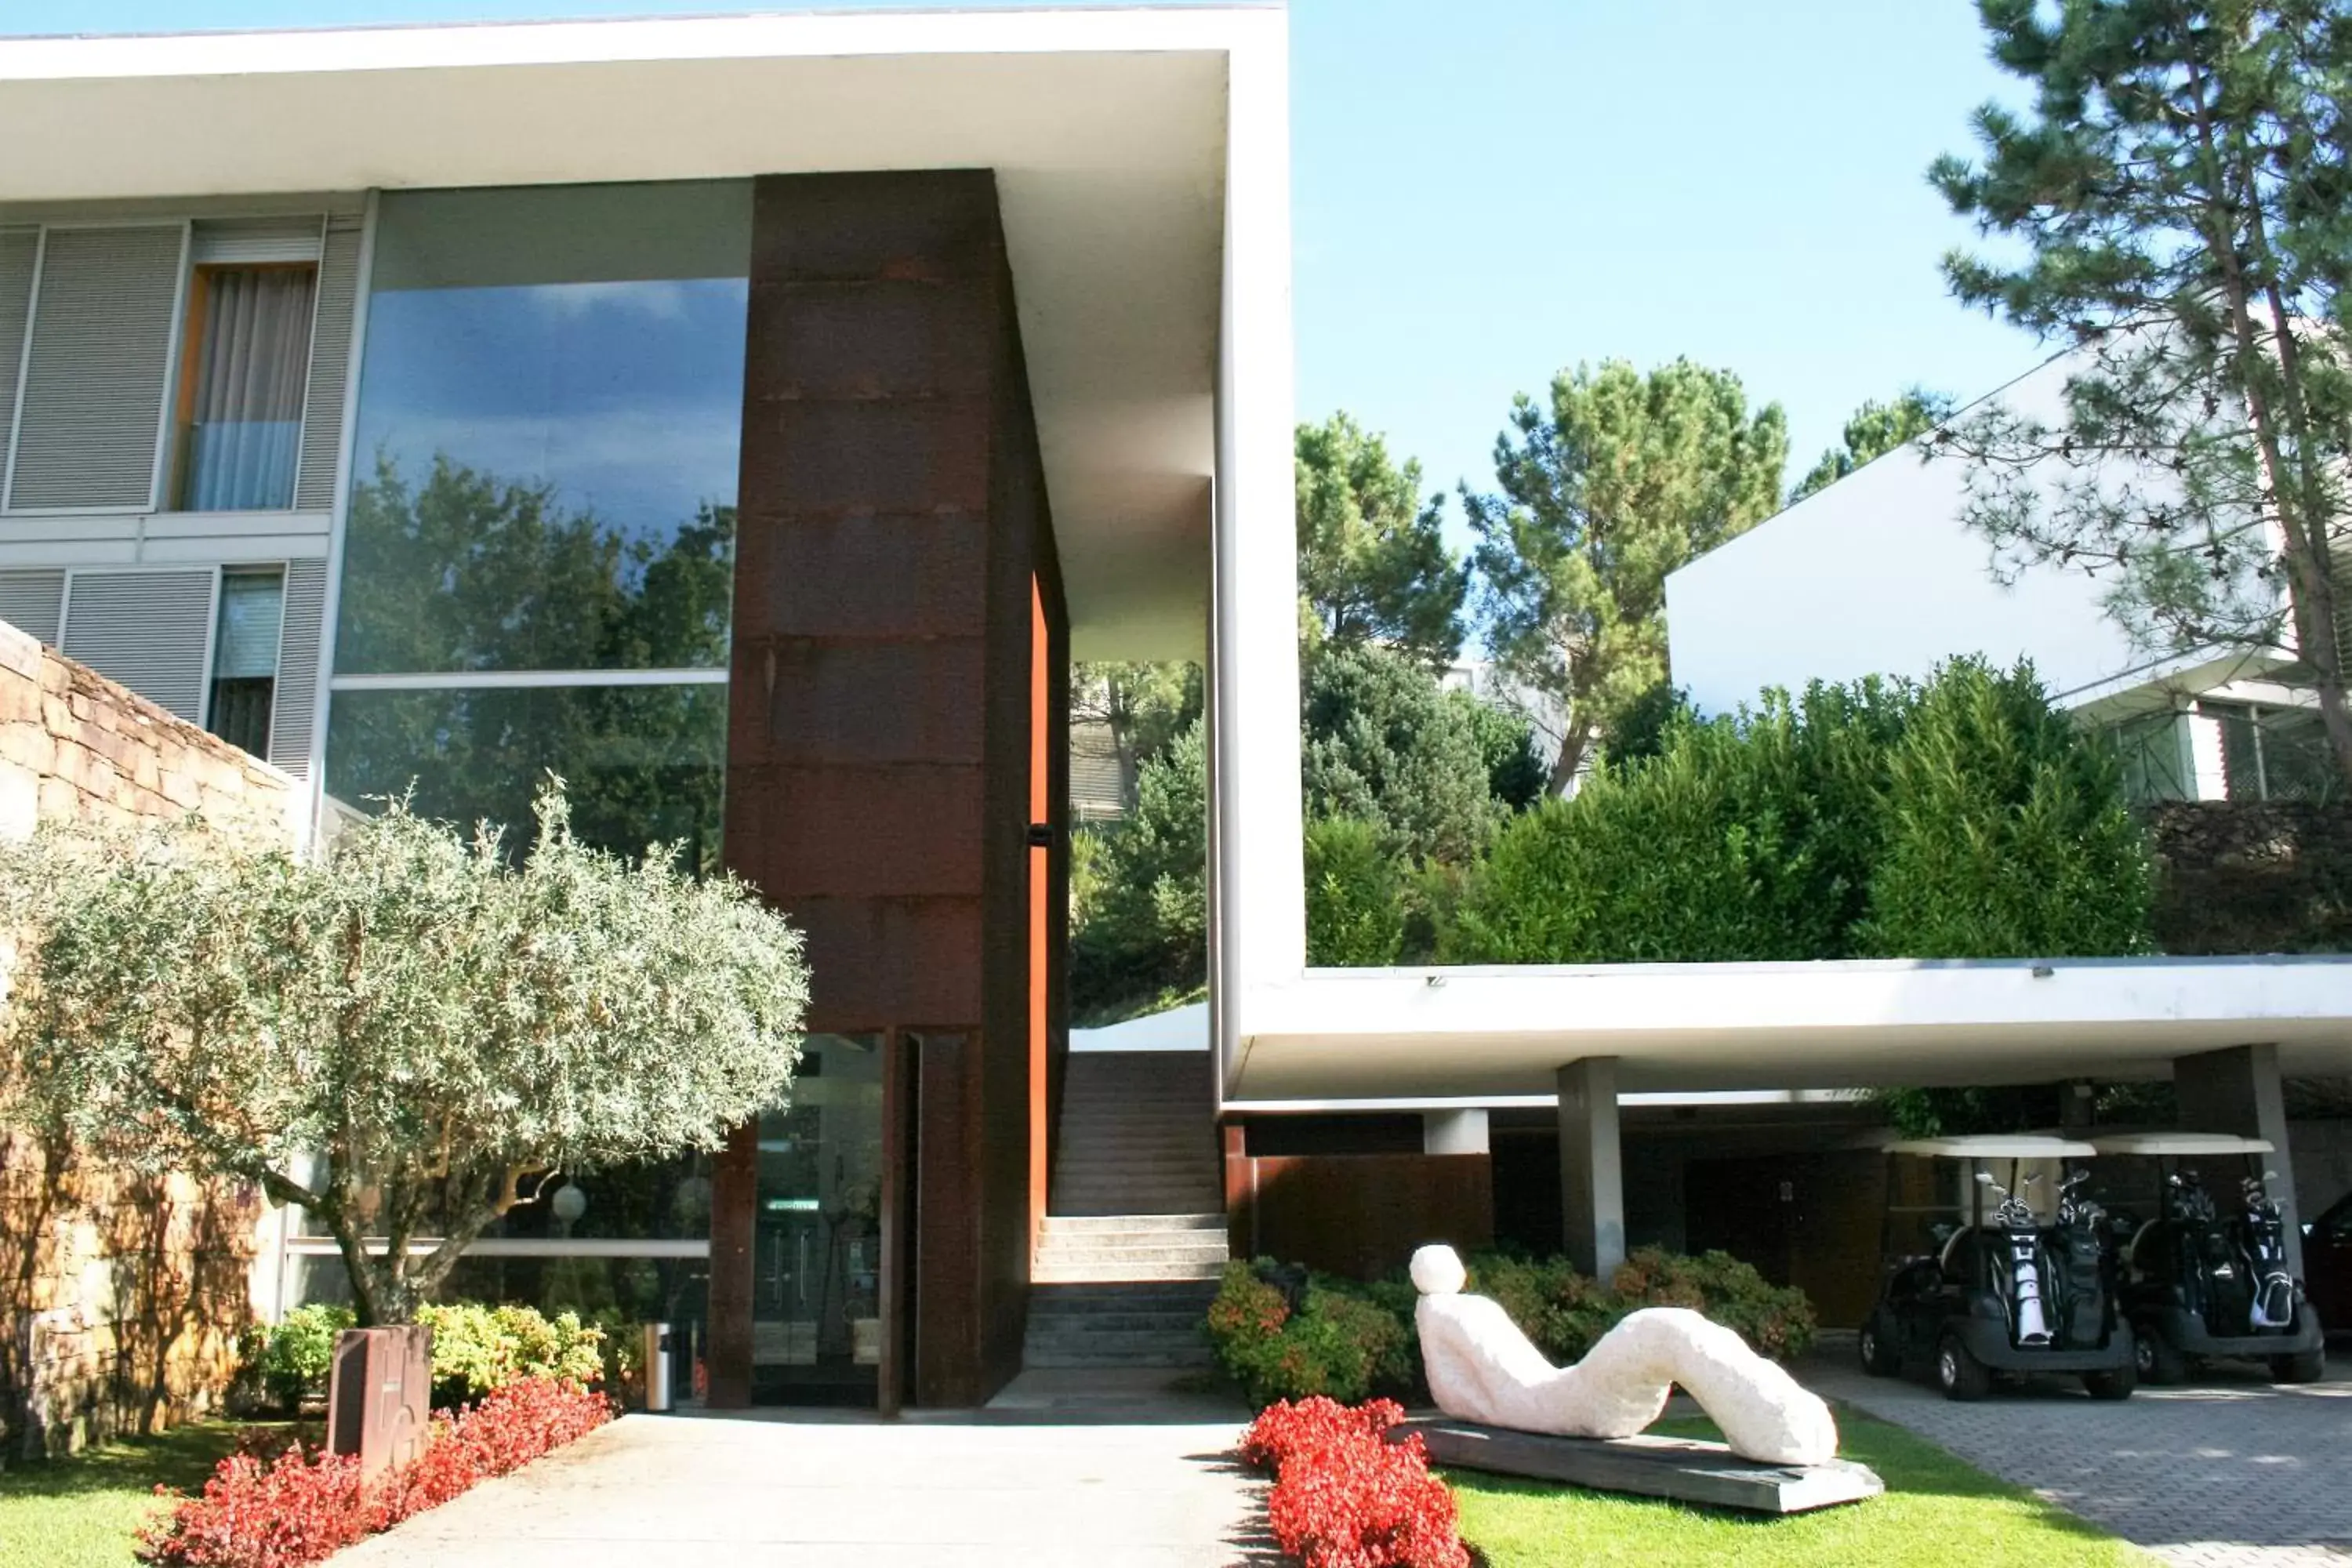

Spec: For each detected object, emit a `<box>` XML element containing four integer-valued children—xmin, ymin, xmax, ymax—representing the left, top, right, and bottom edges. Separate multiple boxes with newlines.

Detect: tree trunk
<box><xmin>1546</xmin><ymin>724</ymin><xmax>1591</xmax><ymax>797</ymax></box>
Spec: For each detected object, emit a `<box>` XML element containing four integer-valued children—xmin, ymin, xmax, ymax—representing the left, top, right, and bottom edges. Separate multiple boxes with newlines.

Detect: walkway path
<box><xmin>333</xmin><ymin>1372</ymin><xmax>1265</xmax><ymax>1568</ymax></box>
<box><xmin>1806</xmin><ymin>1342</ymin><xmax>2352</xmax><ymax>1566</ymax></box>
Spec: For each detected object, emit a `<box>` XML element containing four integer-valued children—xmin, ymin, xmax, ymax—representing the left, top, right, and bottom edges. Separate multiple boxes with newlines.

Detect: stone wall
<box><xmin>2147</xmin><ymin>800</ymin><xmax>2352</xmax><ymax>955</ymax></box>
<box><xmin>0</xmin><ymin>617</ymin><xmax>298</xmax><ymax>1457</ymax></box>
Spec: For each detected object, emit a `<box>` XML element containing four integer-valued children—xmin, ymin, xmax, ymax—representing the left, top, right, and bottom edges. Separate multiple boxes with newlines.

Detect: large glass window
<box><xmin>335</xmin><ymin>183</ymin><xmax>750</xmax><ymax>674</ymax></box>
<box><xmin>325</xmin><ymin>684</ymin><xmax>726</xmax><ymax>867</ymax></box>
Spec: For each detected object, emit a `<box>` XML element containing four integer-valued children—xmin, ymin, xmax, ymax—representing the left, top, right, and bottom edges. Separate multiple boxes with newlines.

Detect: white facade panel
<box><xmin>1666</xmin><ymin>358</ymin><xmax>2172</xmax><ymax>717</ymax></box>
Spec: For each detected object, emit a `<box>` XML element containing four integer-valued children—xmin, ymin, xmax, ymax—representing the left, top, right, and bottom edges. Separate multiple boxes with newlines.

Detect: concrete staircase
<box><xmin>1024</xmin><ymin>1052</ymin><xmax>1227</xmax><ymax>1370</ymax></box>
<box><xmin>1047</xmin><ymin>1051</ymin><xmax>1223</xmax><ymax>1217</ymax></box>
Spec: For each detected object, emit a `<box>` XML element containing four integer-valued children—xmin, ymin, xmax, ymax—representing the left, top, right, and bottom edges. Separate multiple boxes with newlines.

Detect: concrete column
<box><xmin>2060</xmin><ymin>1080</ymin><xmax>2095</xmax><ymax>1131</ymax></box>
<box><xmin>1556</xmin><ymin>1058</ymin><xmax>1626</xmax><ymax>1279</ymax></box>
<box><xmin>1423</xmin><ymin>1109</ymin><xmax>1490</xmax><ymax>1156</ymax></box>
<box><xmin>2174</xmin><ymin>1044</ymin><xmax>2303</xmax><ymax>1274</ymax></box>
<box><xmin>2185</xmin><ymin>710</ymin><xmax>2230</xmax><ymax>800</ymax></box>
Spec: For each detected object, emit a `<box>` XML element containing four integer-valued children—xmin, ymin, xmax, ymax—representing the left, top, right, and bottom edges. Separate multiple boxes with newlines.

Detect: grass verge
<box><xmin>0</xmin><ymin>1421</ymin><xmax>276</xmax><ymax>1568</ymax></box>
<box><xmin>1447</xmin><ymin>1412</ymin><xmax>2151</xmax><ymax>1566</ymax></box>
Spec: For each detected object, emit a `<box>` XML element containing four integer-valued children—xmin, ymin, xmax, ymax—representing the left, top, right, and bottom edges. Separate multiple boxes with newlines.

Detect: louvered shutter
<box><xmin>0</xmin><ymin>568</ymin><xmax>65</xmax><ymax>644</ymax></box>
<box><xmin>267</xmin><ymin>560</ymin><xmax>327</xmax><ymax>777</ymax></box>
<box><xmin>6</xmin><ymin>225</ymin><xmax>184</xmax><ymax>512</ymax></box>
<box><xmin>294</xmin><ymin>214</ymin><xmax>364</xmax><ymax>513</ymax></box>
<box><xmin>60</xmin><ymin>568</ymin><xmax>214</xmax><ymax>720</ymax></box>
<box><xmin>0</xmin><ymin>227</ymin><xmax>36</xmax><ymax>487</ymax></box>
<box><xmin>190</xmin><ymin>216</ymin><xmax>321</xmax><ymax>266</ymax></box>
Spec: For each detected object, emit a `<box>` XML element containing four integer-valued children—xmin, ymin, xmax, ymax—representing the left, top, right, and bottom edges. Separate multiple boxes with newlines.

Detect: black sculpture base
<box><xmin>1396</xmin><ymin>1418</ymin><xmax>1885</xmax><ymax>1515</ymax></box>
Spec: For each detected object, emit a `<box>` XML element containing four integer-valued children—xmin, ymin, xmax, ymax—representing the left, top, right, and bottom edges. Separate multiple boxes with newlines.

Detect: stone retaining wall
<box><xmin>2147</xmin><ymin>799</ymin><xmax>2352</xmax><ymax>955</ymax></box>
<box><xmin>0</xmin><ymin>617</ymin><xmax>298</xmax><ymax>1457</ymax></box>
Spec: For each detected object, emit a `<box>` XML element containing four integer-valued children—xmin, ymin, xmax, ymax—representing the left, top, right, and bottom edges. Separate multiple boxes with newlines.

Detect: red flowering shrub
<box><xmin>1240</xmin><ymin>1397</ymin><xmax>1468</xmax><ymax>1568</ymax></box>
<box><xmin>140</xmin><ymin>1379</ymin><xmax>613</xmax><ymax>1567</ymax></box>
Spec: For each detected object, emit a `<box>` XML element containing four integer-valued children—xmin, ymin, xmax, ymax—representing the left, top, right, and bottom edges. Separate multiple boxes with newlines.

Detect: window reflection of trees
<box><xmin>336</xmin><ymin>453</ymin><xmax>735</xmax><ymax>674</ymax></box>
<box><xmin>325</xmin><ymin>455</ymin><xmax>732</xmax><ymax>869</ymax></box>
<box><xmin>326</xmin><ymin>681</ymin><xmax>725</xmax><ymax>871</ymax></box>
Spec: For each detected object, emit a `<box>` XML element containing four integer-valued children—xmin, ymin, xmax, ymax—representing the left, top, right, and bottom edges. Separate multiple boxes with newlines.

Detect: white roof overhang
<box><xmin>1229</xmin><ymin>956</ymin><xmax>2352</xmax><ymax>1102</ymax></box>
<box><xmin>0</xmin><ymin>7</ymin><xmax>1264</xmax><ymax>659</ymax></box>
<box><xmin>1884</xmin><ymin>1136</ymin><xmax>2096</xmax><ymax>1159</ymax></box>
<box><xmin>2088</xmin><ymin>1133</ymin><xmax>2275</xmax><ymax>1157</ymax></box>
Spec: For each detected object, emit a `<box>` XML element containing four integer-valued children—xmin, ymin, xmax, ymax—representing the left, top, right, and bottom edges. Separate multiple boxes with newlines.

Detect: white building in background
<box><xmin>1665</xmin><ymin>354</ymin><xmax>2339</xmax><ymax>803</ymax></box>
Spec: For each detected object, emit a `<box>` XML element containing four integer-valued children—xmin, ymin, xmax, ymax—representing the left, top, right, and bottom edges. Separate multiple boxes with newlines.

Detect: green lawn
<box><xmin>0</xmin><ymin>1421</ymin><xmax>276</xmax><ymax>1568</ymax></box>
<box><xmin>1448</xmin><ymin>1413</ymin><xmax>2151</xmax><ymax>1567</ymax></box>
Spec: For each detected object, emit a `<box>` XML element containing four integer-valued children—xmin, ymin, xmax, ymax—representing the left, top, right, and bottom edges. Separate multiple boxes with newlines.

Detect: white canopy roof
<box><xmin>2089</xmin><ymin>1133</ymin><xmax>2275</xmax><ymax>1157</ymax></box>
<box><xmin>1885</xmin><ymin>1136</ymin><xmax>2098</xmax><ymax>1160</ymax></box>
<box><xmin>0</xmin><ymin>6</ymin><xmax>1276</xmax><ymax>662</ymax></box>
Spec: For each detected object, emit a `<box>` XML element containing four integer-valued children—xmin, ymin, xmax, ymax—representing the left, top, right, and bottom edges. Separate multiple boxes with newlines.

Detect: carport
<box><xmin>1224</xmin><ymin>954</ymin><xmax>2352</xmax><ymax>1279</ymax></box>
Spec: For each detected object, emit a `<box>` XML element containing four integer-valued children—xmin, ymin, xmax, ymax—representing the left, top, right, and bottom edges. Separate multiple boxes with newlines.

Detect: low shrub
<box><xmin>1475</xmin><ymin>1247</ymin><xmax>1817</xmax><ymax>1363</ymax></box>
<box><xmin>256</xmin><ymin>1302</ymin><xmax>608</xmax><ymax>1410</ymax></box>
<box><xmin>1241</xmin><ymin>1396</ymin><xmax>1468</xmax><ymax>1568</ymax></box>
<box><xmin>258</xmin><ymin>1305</ymin><xmax>354</xmax><ymax>1411</ymax></box>
<box><xmin>1207</xmin><ymin>1249</ymin><xmax>1815</xmax><ymax>1408</ymax></box>
<box><xmin>1205</xmin><ymin>1262</ymin><xmax>1415</xmax><ymax>1408</ymax></box>
<box><xmin>138</xmin><ymin>1377</ymin><xmax>612</xmax><ymax>1568</ymax></box>
<box><xmin>416</xmin><ymin>1303</ymin><xmax>606</xmax><ymax>1403</ymax></box>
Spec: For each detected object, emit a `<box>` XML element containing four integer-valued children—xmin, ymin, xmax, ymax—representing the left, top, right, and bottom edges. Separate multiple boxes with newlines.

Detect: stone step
<box><xmin>1038</xmin><ymin>1213</ymin><xmax>1224</xmax><ymax>1232</ymax></box>
<box><xmin>1028</xmin><ymin>1282</ymin><xmax>1221</xmax><ymax>1308</ymax></box>
<box><xmin>1034</xmin><ymin>1246</ymin><xmax>1230</xmax><ymax>1270</ymax></box>
<box><xmin>1025</xmin><ymin>1315</ymin><xmax>1207</xmax><ymax>1338</ymax></box>
<box><xmin>1022</xmin><ymin>1347</ymin><xmax>1216</xmax><ymax>1370</ymax></box>
<box><xmin>1022</xmin><ymin>1345</ymin><xmax>1215</xmax><ymax>1370</ymax></box>
<box><xmin>1031</xmin><ymin>1256</ymin><xmax>1226</xmax><ymax>1283</ymax></box>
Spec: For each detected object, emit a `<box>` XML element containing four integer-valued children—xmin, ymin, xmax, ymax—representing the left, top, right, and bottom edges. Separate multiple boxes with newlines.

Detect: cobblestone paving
<box><xmin>1805</xmin><ymin>1341</ymin><xmax>2352</xmax><ymax>1566</ymax></box>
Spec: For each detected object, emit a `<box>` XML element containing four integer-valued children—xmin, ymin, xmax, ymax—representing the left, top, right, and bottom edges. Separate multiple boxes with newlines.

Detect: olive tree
<box><xmin>0</xmin><ymin>783</ymin><xmax>808</xmax><ymax>1324</ymax></box>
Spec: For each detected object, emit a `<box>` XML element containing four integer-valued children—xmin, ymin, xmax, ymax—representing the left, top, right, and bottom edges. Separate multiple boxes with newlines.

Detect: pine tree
<box><xmin>1933</xmin><ymin>0</ymin><xmax>2352</xmax><ymax>787</ymax></box>
<box><xmin>1294</xmin><ymin>412</ymin><xmax>1468</xmax><ymax>671</ymax></box>
<box><xmin>1465</xmin><ymin>359</ymin><xmax>1788</xmax><ymax>795</ymax></box>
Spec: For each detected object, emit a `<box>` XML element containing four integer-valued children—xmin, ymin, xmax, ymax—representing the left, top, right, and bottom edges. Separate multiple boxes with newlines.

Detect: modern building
<box><xmin>0</xmin><ymin>5</ymin><xmax>1288</xmax><ymax>1411</ymax></box>
<box><xmin>5</xmin><ymin>9</ymin><xmax>2350</xmax><ymax>1411</ymax></box>
<box><xmin>1665</xmin><ymin>353</ymin><xmax>2348</xmax><ymax>804</ymax></box>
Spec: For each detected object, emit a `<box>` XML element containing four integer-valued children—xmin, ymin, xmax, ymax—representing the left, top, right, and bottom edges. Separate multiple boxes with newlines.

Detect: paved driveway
<box><xmin>1806</xmin><ymin>1342</ymin><xmax>2352</xmax><ymax>1566</ymax></box>
<box><xmin>333</xmin><ymin>1374</ymin><xmax>1267</xmax><ymax>1568</ymax></box>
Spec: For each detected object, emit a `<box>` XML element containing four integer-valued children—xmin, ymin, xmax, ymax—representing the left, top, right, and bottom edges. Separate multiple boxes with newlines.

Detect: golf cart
<box><xmin>2087</xmin><ymin>1133</ymin><xmax>2326</xmax><ymax>1385</ymax></box>
<box><xmin>1860</xmin><ymin>1136</ymin><xmax>2136</xmax><ymax>1401</ymax></box>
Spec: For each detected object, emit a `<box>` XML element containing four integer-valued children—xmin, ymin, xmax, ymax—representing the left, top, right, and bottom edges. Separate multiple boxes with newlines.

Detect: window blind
<box><xmin>7</xmin><ymin>225</ymin><xmax>185</xmax><ymax>512</ymax></box>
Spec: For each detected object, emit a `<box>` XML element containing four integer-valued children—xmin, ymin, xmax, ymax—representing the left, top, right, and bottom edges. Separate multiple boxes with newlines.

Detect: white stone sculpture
<box><xmin>1410</xmin><ymin>1244</ymin><xmax>1838</xmax><ymax>1467</ymax></box>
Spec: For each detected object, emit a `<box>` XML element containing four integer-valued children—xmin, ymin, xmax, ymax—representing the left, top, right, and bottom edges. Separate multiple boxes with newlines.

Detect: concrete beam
<box><xmin>2173</xmin><ymin>1044</ymin><xmax>2303</xmax><ymax>1275</ymax></box>
<box><xmin>1556</xmin><ymin>1058</ymin><xmax>1626</xmax><ymax>1279</ymax></box>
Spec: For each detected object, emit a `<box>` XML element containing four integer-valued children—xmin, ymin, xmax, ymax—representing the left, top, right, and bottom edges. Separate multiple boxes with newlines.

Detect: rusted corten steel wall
<box><xmin>711</xmin><ymin>169</ymin><xmax>1063</xmax><ymax>1409</ymax></box>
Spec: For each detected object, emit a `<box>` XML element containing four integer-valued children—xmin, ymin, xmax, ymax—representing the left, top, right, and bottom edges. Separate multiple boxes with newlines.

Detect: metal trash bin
<box><xmin>642</xmin><ymin>1323</ymin><xmax>674</xmax><ymax>1413</ymax></box>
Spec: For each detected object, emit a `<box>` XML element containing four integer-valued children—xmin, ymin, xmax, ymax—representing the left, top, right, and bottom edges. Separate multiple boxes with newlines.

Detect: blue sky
<box><xmin>16</xmin><ymin>0</ymin><xmax>2046</xmax><ymax>539</ymax></box>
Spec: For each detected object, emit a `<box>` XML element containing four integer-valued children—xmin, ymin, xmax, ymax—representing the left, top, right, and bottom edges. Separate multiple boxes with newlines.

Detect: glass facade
<box><xmin>293</xmin><ymin>183</ymin><xmax>763</xmax><ymax>1388</ymax></box>
<box><xmin>323</xmin><ymin>684</ymin><xmax>726</xmax><ymax>865</ymax></box>
<box><xmin>753</xmin><ymin>1035</ymin><xmax>885</xmax><ymax>1402</ymax></box>
<box><xmin>336</xmin><ymin>182</ymin><xmax>750</xmax><ymax>674</ymax></box>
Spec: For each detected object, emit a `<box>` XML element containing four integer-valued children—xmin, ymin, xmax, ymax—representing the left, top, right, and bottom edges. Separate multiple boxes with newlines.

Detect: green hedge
<box><xmin>1450</xmin><ymin>658</ymin><xmax>2154</xmax><ymax>964</ymax></box>
<box><xmin>1203</xmin><ymin>1248</ymin><xmax>1815</xmax><ymax>1408</ymax></box>
<box><xmin>257</xmin><ymin>1302</ymin><xmax>608</xmax><ymax>1410</ymax></box>
<box><xmin>1304</xmin><ymin>815</ymin><xmax>1406</xmax><ymax>966</ymax></box>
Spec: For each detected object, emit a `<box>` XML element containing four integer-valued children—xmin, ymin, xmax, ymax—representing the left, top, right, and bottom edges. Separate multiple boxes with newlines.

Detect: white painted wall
<box><xmin>1667</xmin><ymin>356</ymin><xmax>2182</xmax><ymax>716</ymax></box>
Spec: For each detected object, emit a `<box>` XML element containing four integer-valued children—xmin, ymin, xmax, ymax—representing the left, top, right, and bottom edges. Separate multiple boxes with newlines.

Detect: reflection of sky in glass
<box><xmin>354</xmin><ymin>277</ymin><xmax>748</xmax><ymax>543</ymax></box>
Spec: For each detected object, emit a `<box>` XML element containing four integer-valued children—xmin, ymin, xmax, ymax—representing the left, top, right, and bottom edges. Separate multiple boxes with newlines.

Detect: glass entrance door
<box><xmin>751</xmin><ymin>1032</ymin><xmax>883</xmax><ymax>1403</ymax></box>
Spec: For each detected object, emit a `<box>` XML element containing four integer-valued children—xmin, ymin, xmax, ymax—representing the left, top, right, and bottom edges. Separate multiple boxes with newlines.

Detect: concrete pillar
<box><xmin>1556</xmin><ymin>1058</ymin><xmax>1626</xmax><ymax>1279</ymax></box>
<box><xmin>1423</xmin><ymin>1109</ymin><xmax>1490</xmax><ymax>1156</ymax></box>
<box><xmin>2060</xmin><ymin>1080</ymin><xmax>2095</xmax><ymax>1131</ymax></box>
<box><xmin>2174</xmin><ymin>1044</ymin><xmax>2303</xmax><ymax>1274</ymax></box>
